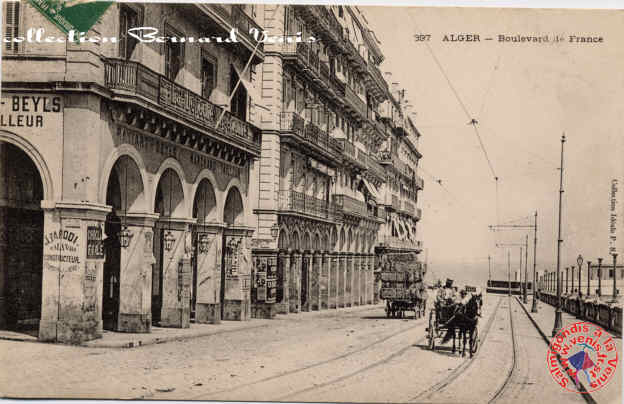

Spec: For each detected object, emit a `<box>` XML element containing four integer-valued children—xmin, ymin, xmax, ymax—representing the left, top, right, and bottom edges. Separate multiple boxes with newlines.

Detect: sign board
<box><xmin>86</xmin><ymin>226</ymin><xmax>104</xmax><ymax>259</ymax></box>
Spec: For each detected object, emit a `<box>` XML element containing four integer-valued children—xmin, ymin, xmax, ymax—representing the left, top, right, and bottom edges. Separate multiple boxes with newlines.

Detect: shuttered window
<box><xmin>4</xmin><ymin>2</ymin><xmax>20</xmax><ymax>53</ymax></box>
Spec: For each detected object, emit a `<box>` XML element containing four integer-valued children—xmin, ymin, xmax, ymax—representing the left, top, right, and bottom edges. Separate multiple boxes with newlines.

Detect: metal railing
<box><xmin>380</xmin><ymin>236</ymin><xmax>423</xmax><ymax>251</ymax></box>
<box><xmin>278</xmin><ymin>190</ymin><xmax>336</xmax><ymax>220</ymax></box>
<box><xmin>231</xmin><ymin>6</ymin><xmax>263</xmax><ymax>47</ymax></box>
<box><xmin>280</xmin><ymin>111</ymin><xmax>305</xmax><ymax>136</ymax></box>
<box><xmin>367</xmin><ymin>63</ymin><xmax>388</xmax><ymax>92</ymax></box>
<box><xmin>345</xmin><ymin>85</ymin><xmax>367</xmax><ymax>118</ymax></box>
<box><xmin>333</xmin><ymin>194</ymin><xmax>367</xmax><ymax>217</ymax></box>
<box><xmin>103</xmin><ymin>58</ymin><xmax>260</xmax><ymax>149</ymax></box>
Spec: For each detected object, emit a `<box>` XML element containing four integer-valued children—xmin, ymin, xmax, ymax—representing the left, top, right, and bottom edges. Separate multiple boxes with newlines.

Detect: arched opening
<box><xmin>347</xmin><ymin>229</ymin><xmax>353</xmax><ymax>253</ymax></box>
<box><xmin>277</xmin><ymin>228</ymin><xmax>288</xmax><ymax>250</ymax></box>
<box><xmin>103</xmin><ymin>156</ymin><xmax>144</xmax><ymax>331</ymax></box>
<box><xmin>313</xmin><ymin>233</ymin><xmax>321</xmax><ymax>252</ymax></box>
<box><xmin>0</xmin><ymin>141</ymin><xmax>44</xmax><ymax>336</ymax></box>
<box><xmin>291</xmin><ymin>230</ymin><xmax>300</xmax><ymax>251</ymax></box>
<box><xmin>339</xmin><ymin>228</ymin><xmax>345</xmax><ymax>252</ymax></box>
<box><xmin>223</xmin><ymin>187</ymin><xmax>244</xmax><ymax>225</ymax></box>
<box><xmin>190</xmin><ymin>179</ymin><xmax>217</xmax><ymax>321</ymax></box>
<box><xmin>152</xmin><ymin>168</ymin><xmax>185</xmax><ymax>324</ymax></box>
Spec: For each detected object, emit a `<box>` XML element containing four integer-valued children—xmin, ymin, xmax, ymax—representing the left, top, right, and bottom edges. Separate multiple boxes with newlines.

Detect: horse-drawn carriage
<box><xmin>426</xmin><ymin>285</ymin><xmax>481</xmax><ymax>357</ymax></box>
<box><xmin>378</xmin><ymin>253</ymin><xmax>427</xmax><ymax>319</ymax></box>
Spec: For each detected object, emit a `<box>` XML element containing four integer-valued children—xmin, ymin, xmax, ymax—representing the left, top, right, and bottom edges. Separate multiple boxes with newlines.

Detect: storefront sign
<box><xmin>86</xmin><ymin>226</ymin><xmax>104</xmax><ymax>259</ymax></box>
<box><xmin>0</xmin><ymin>94</ymin><xmax>62</xmax><ymax>129</ymax></box>
<box><xmin>43</xmin><ymin>227</ymin><xmax>81</xmax><ymax>273</ymax></box>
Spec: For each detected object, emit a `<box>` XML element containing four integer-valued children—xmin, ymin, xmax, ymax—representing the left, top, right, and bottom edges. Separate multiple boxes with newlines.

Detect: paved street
<box><xmin>1</xmin><ymin>294</ymin><xmax>618</xmax><ymax>403</ymax></box>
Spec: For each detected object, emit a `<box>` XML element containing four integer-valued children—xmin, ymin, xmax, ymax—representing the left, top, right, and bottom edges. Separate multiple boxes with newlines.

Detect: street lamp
<box><xmin>163</xmin><ymin>230</ymin><xmax>176</xmax><ymax>252</ymax></box>
<box><xmin>597</xmin><ymin>258</ymin><xmax>603</xmax><ymax>297</ymax></box>
<box><xmin>586</xmin><ymin>261</ymin><xmax>592</xmax><ymax>297</ymax></box>
<box><xmin>610</xmin><ymin>253</ymin><xmax>618</xmax><ymax>303</ymax></box>
<box><xmin>576</xmin><ymin>254</ymin><xmax>583</xmax><ymax>297</ymax></box>
<box><xmin>118</xmin><ymin>225</ymin><xmax>133</xmax><ymax>249</ymax></box>
<box><xmin>552</xmin><ymin>134</ymin><xmax>565</xmax><ymax>338</ymax></box>
<box><xmin>565</xmin><ymin>267</ymin><xmax>569</xmax><ymax>294</ymax></box>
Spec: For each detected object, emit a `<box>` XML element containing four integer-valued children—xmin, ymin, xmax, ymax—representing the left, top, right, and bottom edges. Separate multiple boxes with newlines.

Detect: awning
<box><xmin>231</xmin><ymin>63</ymin><xmax>263</xmax><ymax>106</ymax></box>
<box><xmin>361</xmin><ymin>178</ymin><xmax>381</xmax><ymax>202</ymax></box>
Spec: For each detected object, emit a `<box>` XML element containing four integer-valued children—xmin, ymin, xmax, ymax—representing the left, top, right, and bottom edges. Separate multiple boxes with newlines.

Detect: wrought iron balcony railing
<box><xmin>333</xmin><ymin>194</ymin><xmax>368</xmax><ymax>217</ymax></box>
<box><xmin>279</xmin><ymin>190</ymin><xmax>336</xmax><ymax>220</ymax></box>
<box><xmin>103</xmin><ymin>58</ymin><xmax>261</xmax><ymax>153</ymax></box>
<box><xmin>280</xmin><ymin>112</ymin><xmax>343</xmax><ymax>160</ymax></box>
<box><xmin>345</xmin><ymin>85</ymin><xmax>367</xmax><ymax>119</ymax></box>
<box><xmin>280</xmin><ymin>111</ymin><xmax>305</xmax><ymax>136</ymax></box>
<box><xmin>380</xmin><ymin>236</ymin><xmax>423</xmax><ymax>251</ymax></box>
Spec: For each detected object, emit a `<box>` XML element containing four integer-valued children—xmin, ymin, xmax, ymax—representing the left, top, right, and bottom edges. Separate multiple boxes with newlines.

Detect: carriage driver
<box><xmin>436</xmin><ymin>278</ymin><xmax>456</xmax><ymax>304</ymax></box>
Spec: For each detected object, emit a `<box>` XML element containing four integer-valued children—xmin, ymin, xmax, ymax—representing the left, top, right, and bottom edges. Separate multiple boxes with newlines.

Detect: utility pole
<box><xmin>488</xmin><ymin>255</ymin><xmax>491</xmax><ymax>281</ymax></box>
<box><xmin>552</xmin><ymin>134</ymin><xmax>565</xmax><ymax>338</ymax></box>
<box><xmin>523</xmin><ymin>234</ymin><xmax>528</xmax><ymax>304</ymax></box>
<box><xmin>531</xmin><ymin>211</ymin><xmax>538</xmax><ymax>312</ymax></box>
<box><xmin>497</xmin><ymin>241</ymin><xmax>526</xmax><ymax>296</ymax></box>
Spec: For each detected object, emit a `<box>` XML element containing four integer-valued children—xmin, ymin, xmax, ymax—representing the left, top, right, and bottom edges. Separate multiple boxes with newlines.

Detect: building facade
<box><xmin>249</xmin><ymin>5</ymin><xmax>424</xmax><ymax>316</ymax></box>
<box><xmin>0</xmin><ymin>3</ymin><xmax>423</xmax><ymax>343</ymax></box>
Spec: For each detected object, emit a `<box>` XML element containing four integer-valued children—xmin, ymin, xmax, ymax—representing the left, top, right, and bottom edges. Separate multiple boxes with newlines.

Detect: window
<box><xmin>201</xmin><ymin>51</ymin><xmax>217</xmax><ymax>99</ymax></box>
<box><xmin>164</xmin><ymin>25</ymin><xmax>185</xmax><ymax>81</ymax></box>
<box><xmin>4</xmin><ymin>2</ymin><xmax>20</xmax><ymax>53</ymax></box>
<box><xmin>119</xmin><ymin>4</ymin><xmax>142</xmax><ymax>59</ymax></box>
<box><xmin>338</xmin><ymin>6</ymin><xmax>344</xmax><ymax>18</ymax></box>
<box><xmin>230</xmin><ymin>66</ymin><xmax>248</xmax><ymax>121</ymax></box>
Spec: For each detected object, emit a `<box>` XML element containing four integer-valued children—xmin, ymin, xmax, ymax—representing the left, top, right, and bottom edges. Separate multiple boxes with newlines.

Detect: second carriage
<box><xmin>378</xmin><ymin>252</ymin><xmax>428</xmax><ymax>319</ymax></box>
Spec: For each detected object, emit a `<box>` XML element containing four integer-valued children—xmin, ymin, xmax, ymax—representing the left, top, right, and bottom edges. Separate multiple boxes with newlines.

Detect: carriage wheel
<box><xmin>428</xmin><ymin>311</ymin><xmax>436</xmax><ymax>350</ymax></box>
<box><xmin>470</xmin><ymin>327</ymin><xmax>479</xmax><ymax>355</ymax></box>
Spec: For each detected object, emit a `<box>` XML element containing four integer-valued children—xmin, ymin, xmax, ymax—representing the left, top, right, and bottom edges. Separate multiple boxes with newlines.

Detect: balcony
<box><xmin>337</xmin><ymin>139</ymin><xmax>366</xmax><ymax>171</ymax></box>
<box><xmin>279</xmin><ymin>112</ymin><xmax>343</xmax><ymax>164</ymax></box>
<box><xmin>296</xmin><ymin>6</ymin><xmax>345</xmax><ymax>49</ymax></box>
<box><xmin>365</xmin><ymin>63</ymin><xmax>388</xmax><ymax>99</ymax></box>
<box><xmin>402</xmin><ymin>200</ymin><xmax>415</xmax><ymax>216</ymax></box>
<box><xmin>333</xmin><ymin>194</ymin><xmax>368</xmax><ymax>217</ymax></box>
<box><xmin>344</xmin><ymin>38</ymin><xmax>368</xmax><ymax>72</ymax></box>
<box><xmin>379</xmin><ymin>236</ymin><xmax>423</xmax><ymax>251</ymax></box>
<box><xmin>415</xmin><ymin>208</ymin><xmax>422</xmax><ymax>221</ymax></box>
<box><xmin>279</xmin><ymin>190</ymin><xmax>336</xmax><ymax>220</ymax></box>
<box><xmin>103</xmin><ymin>58</ymin><xmax>261</xmax><ymax>156</ymax></box>
<box><xmin>366</xmin><ymin>155</ymin><xmax>386</xmax><ymax>181</ymax></box>
<box><xmin>344</xmin><ymin>85</ymin><xmax>367</xmax><ymax>121</ymax></box>
<box><xmin>415</xmin><ymin>175</ymin><xmax>424</xmax><ymax>190</ymax></box>
<box><xmin>192</xmin><ymin>4</ymin><xmax>264</xmax><ymax>63</ymax></box>
<box><xmin>391</xmin><ymin>194</ymin><xmax>401</xmax><ymax>211</ymax></box>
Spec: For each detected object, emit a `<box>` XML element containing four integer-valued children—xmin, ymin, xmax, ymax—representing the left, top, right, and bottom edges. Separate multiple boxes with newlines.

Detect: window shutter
<box><xmin>4</xmin><ymin>2</ymin><xmax>20</xmax><ymax>53</ymax></box>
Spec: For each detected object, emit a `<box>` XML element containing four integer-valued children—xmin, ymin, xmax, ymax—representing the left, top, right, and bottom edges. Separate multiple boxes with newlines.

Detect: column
<box><xmin>39</xmin><ymin>202</ymin><xmax>111</xmax><ymax>343</ymax></box>
<box><xmin>330</xmin><ymin>253</ymin><xmax>338</xmax><ymax>309</ymax></box>
<box><xmin>360</xmin><ymin>254</ymin><xmax>366</xmax><ymax>305</ymax></box>
<box><xmin>368</xmin><ymin>254</ymin><xmax>375</xmax><ymax>304</ymax></box>
<box><xmin>345</xmin><ymin>253</ymin><xmax>353</xmax><ymax>307</ymax></box>
<box><xmin>311</xmin><ymin>252</ymin><xmax>321</xmax><ymax>311</ymax></box>
<box><xmin>289</xmin><ymin>251</ymin><xmax>301</xmax><ymax>313</ymax></box>
<box><xmin>276</xmin><ymin>250</ymin><xmax>290</xmax><ymax>315</ymax></box>
<box><xmin>302</xmin><ymin>251</ymin><xmax>312</xmax><ymax>312</ymax></box>
<box><xmin>195</xmin><ymin>223</ymin><xmax>225</xmax><ymax>324</ymax></box>
<box><xmin>339</xmin><ymin>253</ymin><xmax>346</xmax><ymax>308</ymax></box>
<box><xmin>354</xmin><ymin>254</ymin><xmax>360</xmax><ymax>306</ymax></box>
<box><xmin>321</xmin><ymin>252</ymin><xmax>329</xmax><ymax>309</ymax></box>
<box><xmin>116</xmin><ymin>212</ymin><xmax>159</xmax><ymax>332</ymax></box>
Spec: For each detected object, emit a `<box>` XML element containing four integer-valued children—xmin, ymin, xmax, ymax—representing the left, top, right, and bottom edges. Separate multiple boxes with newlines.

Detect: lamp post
<box><xmin>531</xmin><ymin>211</ymin><xmax>539</xmax><ymax>312</ymax></box>
<box><xmin>523</xmin><ymin>234</ymin><xmax>528</xmax><ymax>304</ymax></box>
<box><xmin>565</xmin><ymin>267</ymin><xmax>569</xmax><ymax>294</ymax></box>
<box><xmin>610</xmin><ymin>253</ymin><xmax>618</xmax><ymax>303</ymax></box>
<box><xmin>577</xmin><ymin>255</ymin><xmax>583</xmax><ymax>297</ymax></box>
<box><xmin>571</xmin><ymin>265</ymin><xmax>575</xmax><ymax>295</ymax></box>
<box><xmin>586</xmin><ymin>261</ymin><xmax>591</xmax><ymax>297</ymax></box>
<box><xmin>552</xmin><ymin>134</ymin><xmax>565</xmax><ymax>338</ymax></box>
<box><xmin>597</xmin><ymin>258</ymin><xmax>603</xmax><ymax>297</ymax></box>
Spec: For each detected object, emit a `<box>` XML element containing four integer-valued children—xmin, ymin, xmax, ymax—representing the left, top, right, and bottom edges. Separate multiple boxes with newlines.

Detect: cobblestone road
<box><xmin>0</xmin><ymin>295</ymin><xmax>620</xmax><ymax>403</ymax></box>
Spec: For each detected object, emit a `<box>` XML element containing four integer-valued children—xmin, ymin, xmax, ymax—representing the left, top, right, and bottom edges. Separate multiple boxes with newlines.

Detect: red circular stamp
<box><xmin>547</xmin><ymin>321</ymin><xmax>618</xmax><ymax>393</ymax></box>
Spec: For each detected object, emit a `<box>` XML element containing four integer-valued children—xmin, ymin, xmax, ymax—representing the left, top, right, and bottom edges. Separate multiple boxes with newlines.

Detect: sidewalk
<box><xmin>517</xmin><ymin>297</ymin><xmax>622</xmax><ymax>404</ymax></box>
<box><xmin>0</xmin><ymin>303</ymin><xmax>383</xmax><ymax>349</ymax></box>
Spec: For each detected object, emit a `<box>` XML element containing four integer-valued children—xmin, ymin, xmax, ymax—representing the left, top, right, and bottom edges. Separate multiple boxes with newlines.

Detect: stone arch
<box><xmin>153</xmin><ymin>158</ymin><xmax>187</xmax><ymax>216</ymax></box>
<box><xmin>105</xmin><ymin>155</ymin><xmax>146</xmax><ymax>214</ymax></box>
<box><xmin>291</xmin><ymin>230</ymin><xmax>301</xmax><ymax>251</ymax></box>
<box><xmin>190</xmin><ymin>169</ymin><xmax>220</xmax><ymax>221</ymax></box>
<box><xmin>339</xmin><ymin>227</ymin><xmax>346</xmax><ymax>252</ymax></box>
<box><xmin>222</xmin><ymin>177</ymin><xmax>245</xmax><ymax>224</ymax></box>
<box><xmin>278</xmin><ymin>226</ymin><xmax>289</xmax><ymax>250</ymax></box>
<box><xmin>154</xmin><ymin>168</ymin><xmax>186</xmax><ymax>218</ymax></box>
<box><xmin>303</xmin><ymin>231</ymin><xmax>312</xmax><ymax>251</ymax></box>
<box><xmin>313</xmin><ymin>232</ymin><xmax>321</xmax><ymax>252</ymax></box>
<box><xmin>100</xmin><ymin>144</ymin><xmax>148</xmax><ymax>211</ymax></box>
<box><xmin>192</xmin><ymin>178</ymin><xmax>218</xmax><ymax>224</ymax></box>
<box><xmin>223</xmin><ymin>186</ymin><xmax>244</xmax><ymax>225</ymax></box>
<box><xmin>0</xmin><ymin>131</ymin><xmax>54</xmax><ymax>201</ymax></box>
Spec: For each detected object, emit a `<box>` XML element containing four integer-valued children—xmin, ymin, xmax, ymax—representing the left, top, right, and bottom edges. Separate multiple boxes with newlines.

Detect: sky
<box><xmin>364</xmin><ymin>7</ymin><xmax>624</xmax><ymax>287</ymax></box>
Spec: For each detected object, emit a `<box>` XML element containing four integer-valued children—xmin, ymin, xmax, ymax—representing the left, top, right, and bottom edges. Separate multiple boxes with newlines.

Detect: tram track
<box><xmin>408</xmin><ymin>296</ymin><xmax>504</xmax><ymax>402</ymax></box>
<box><xmin>189</xmin><ymin>310</ymin><xmax>428</xmax><ymax>400</ymax></box>
<box><xmin>488</xmin><ymin>295</ymin><xmax>518</xmax><ymax>403</ymax></box>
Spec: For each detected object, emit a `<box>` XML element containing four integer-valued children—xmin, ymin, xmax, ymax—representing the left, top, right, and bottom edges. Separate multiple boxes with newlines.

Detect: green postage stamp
<box><xmin>26</xmin><ymin>0</ymin><xmax>113</xmax><ymax>36</ymax></box>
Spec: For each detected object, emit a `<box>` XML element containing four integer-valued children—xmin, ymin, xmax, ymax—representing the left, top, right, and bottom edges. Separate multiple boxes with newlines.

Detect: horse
<box><xmin>457</xmin><ymin>294</ymin><xmax>482</xmax><ymax>357</ymax></box>
<box><xmin>441</xmin><ymin>294</ymin><xmax>482</xmax><ymax>357</ymax></box>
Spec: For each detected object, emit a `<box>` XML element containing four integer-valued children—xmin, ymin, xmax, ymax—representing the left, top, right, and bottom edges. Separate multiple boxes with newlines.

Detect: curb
<box><xmin>514</xmin><ymin>296</ymin><xmax>597</xmax><ymax>404</ymax></box>
<box><xmin>82</xmin><ymin>303</ymin><xmax>385</xmax><ymax>349</ymax></box>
